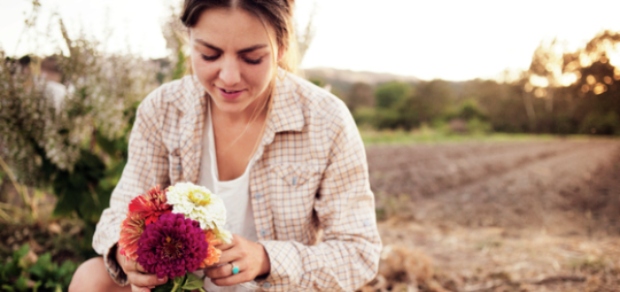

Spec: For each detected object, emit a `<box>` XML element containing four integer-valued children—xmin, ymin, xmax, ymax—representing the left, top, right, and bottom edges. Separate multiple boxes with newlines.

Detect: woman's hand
<box><xmin>204</xmin><ymin>234</ymin><xmax>271</xmax><ymax>286</ymax></box>
<box><xmin>116</xmin><ymin>246</ymin><xmax>168</xmax><ymax>292</ymax></box>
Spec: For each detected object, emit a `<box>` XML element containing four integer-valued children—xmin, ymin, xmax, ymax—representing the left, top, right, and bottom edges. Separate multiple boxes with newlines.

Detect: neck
<box><xmin>210</xmin><ymin>93</ymin><xmax>271</xmax><ymax>127</ymax></box>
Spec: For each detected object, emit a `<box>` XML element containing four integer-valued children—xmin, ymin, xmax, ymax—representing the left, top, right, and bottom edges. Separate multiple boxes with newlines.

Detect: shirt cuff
<box><xmin>103</xmin><ymin>243</ymin><xmax>129</xmax><ymax>286</ymax></box>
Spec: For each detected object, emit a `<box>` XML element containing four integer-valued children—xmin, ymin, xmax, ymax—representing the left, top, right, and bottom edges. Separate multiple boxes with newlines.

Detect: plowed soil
<box><xmin>364</xmin><ymin>138</ymin><xmax>620</xmax><ymax>292</ymax></box>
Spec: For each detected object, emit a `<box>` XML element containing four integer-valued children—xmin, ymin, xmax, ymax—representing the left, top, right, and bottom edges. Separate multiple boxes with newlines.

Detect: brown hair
<box><xmin>180</xmin><ymin>0</ymin><xmax>297</xmax><ymax>72</ymax></box>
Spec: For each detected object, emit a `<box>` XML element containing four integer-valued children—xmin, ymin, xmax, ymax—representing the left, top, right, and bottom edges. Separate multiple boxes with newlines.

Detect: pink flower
<box><xmin>136</xmin><ymin>213</ymin><xmax>208</xmax><ymax>278</ymax></box>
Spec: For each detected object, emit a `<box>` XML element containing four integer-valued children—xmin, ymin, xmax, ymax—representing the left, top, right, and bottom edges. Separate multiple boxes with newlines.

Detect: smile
<box><xmin>218</xmin><ymin>87</ymin><xmax>244</xmax><ymax>100</ymax></box>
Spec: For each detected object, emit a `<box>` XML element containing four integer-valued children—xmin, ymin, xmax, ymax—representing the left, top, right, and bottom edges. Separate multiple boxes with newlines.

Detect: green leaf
<box><xmin>32</xmin><ymin>281</ymin><xmax>41</xmax><ymax>292</ymax></box>
<box><xmin>52</xmin><ymin>190</ymin><xmax>78</xmax><ymax>216</ymax></box>
<box><xmin>14</xmin><ymin>244</ymin><xmax>30</xmax><ymax>260</ymax></box>
<box><xmin>181</xmin><ymin>273</ymin><xmax>204</xmax><ymax>290</ymax></box>
<box><xmin>15</xmin><ymin>275</ymin><xmax>28</xmax><ymax>291</ymax></box>
<box><xmin>170</xmin><ymin>275</ymin><xmax>186</xmax><ymax>292</ymax></box>
<box><xmin>152</xmin><ymin>280</ymin><xmax>175</xmax><ymax>292</ymax></box>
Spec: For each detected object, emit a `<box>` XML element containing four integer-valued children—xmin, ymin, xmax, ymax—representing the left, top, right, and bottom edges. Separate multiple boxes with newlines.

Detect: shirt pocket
<box><xmin>168</xmin><ymin>149</ymin><xmax>183</xmax><ymax>184</ymax></box>
<box><xmin>269</xmin><ymin>163</ymin><xmax>321</xmax><ymax>223</ymax></box>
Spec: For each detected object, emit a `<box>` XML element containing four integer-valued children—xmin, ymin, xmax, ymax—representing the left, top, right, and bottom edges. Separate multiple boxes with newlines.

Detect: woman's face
<box><xmin>190</xmin><ymin>8</ymin><xmax>279</xmax><ymax>117</ymax></box>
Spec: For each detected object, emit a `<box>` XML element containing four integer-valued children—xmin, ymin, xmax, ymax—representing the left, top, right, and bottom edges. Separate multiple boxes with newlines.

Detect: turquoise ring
<box><xmin>231</xmin><ymin>263</ymin><xmax>240</xmax><ymax>275</ymax></box>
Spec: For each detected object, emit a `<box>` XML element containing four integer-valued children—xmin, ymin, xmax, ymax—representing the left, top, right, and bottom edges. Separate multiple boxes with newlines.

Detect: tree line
<box><xmin>331</xmin><ymin>30</ymin><xmax>620</xmax><ymax>136</ymax></box>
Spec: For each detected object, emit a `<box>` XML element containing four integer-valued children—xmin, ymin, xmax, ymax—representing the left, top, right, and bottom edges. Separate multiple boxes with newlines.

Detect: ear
<box><xmin>277</xmin><ymin>45</ymin><xmax>286</xmax><ymax>62</ymax></box>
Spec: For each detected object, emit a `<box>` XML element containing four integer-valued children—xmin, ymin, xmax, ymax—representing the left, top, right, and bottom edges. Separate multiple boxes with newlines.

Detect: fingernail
<box><xmin>158</xmin><ymin>277</ymin><xmax>166</xmax><ymax>282</ymax></box>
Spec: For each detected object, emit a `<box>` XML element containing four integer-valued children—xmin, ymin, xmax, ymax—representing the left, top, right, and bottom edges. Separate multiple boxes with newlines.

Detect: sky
<box><xmin>1</xmin><ymin>0</ymin><xmax>620</xmax><ymax>81</ymax></box>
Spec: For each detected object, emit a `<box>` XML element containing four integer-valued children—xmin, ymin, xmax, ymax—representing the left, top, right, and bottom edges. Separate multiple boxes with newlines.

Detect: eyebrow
<box><xmin>195</xmin><ymin>39</ymin><xmax>268</xmax><ymax>54</ymax></box>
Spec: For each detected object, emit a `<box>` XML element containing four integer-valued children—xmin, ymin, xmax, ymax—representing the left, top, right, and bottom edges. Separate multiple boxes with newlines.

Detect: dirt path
<box><xmin>364</xmin><ymin>138</ymin><xmax>620</xmax><ymax>291</ymax></box>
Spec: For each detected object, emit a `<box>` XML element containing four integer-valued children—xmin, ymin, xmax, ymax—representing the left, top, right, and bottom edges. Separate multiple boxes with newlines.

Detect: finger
<box><xmin>135</xmin><ymin>262</ymin><xmax>147</xmax><ymax>274</ymax></box>
<box><xmin>120</xmin><ymin>255</ymin><xmax>143</xmax><ymax>274</ymax></box>
<box><xmin>205</xmin><ymin>261</ymin><xmax>242</xmax><ymax>280</ymax></box>
<box><xmin>217</xmin><ymin>242</ymin><xmax>247</xmax><ymax>264</ymax></box>
<box><xmin>211</xmin><ymin>271</ymin><xmax>250</xmax><ymax>287</ymax></box>
<box><xmin>127</xmin><ymin>271</ymin><xmax>167</xmax><ymax>287</ymax></box>
<box><xmin>204</xmin><ymin>263</ymin><xmax>231</xmax><ymax>279</ymax></box>
<box><xmin>214</xmin><ymin>234</ymin><xmax>239</xmax><ymax>250</ymax></box>
<box><xmin>130</xmin><ymin>285</ymin><xmax>151</xmax><ymax>292</ymax></box>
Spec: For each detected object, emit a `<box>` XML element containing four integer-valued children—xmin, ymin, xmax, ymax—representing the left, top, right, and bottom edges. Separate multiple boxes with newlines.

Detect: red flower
<box><xmin>119</xmin><ymin>186</ymin><xmax>173</xmax><ymax>260</ymax></box>
<box><xmin>128</xmin><ymin>186</ymin><xmax>172</xmax><ymax>225</ymax></box>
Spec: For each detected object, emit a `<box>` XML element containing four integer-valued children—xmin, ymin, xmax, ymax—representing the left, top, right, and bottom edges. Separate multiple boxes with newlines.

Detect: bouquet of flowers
<box><xmin>118</xmin><ymin>182</ymin><xmax>232</xmax><ymax>292</ymax></box>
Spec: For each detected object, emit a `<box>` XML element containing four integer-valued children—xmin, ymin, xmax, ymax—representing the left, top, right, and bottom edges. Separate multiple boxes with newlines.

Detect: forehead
<box><xmin>191</xmin><ymin>8</ymin><xmax>274</xmax><ymax>49</ymax></box>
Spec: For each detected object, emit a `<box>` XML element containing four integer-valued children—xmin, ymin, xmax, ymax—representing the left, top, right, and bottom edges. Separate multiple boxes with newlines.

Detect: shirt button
<box><xmin>177</xmin><ymin>164</ymin><xmax>182</xmax><ymax>171</ymax></box>
<box><xmin>261</xmin><ymin>229</ymin><xmax>268</xmax><ymax>237</ymax></box>
<box><xmin>255</xmin><ymin>193</ymin><xmax>263</xmax><ymax>200</ymax></box>
<box><xmin>262</xmin><ymin>282</ymin><xmax>272</xmax><ymax>289</ymax></box>
<box><xmin>291</xmin><ymin>176</ymin><xmax>297</xmax><ymax>185</ymax></box>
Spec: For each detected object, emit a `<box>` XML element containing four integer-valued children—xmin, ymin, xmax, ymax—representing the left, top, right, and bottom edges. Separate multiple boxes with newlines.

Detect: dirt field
<box><xmin>363</xmin><ymin>138</ymin><xmax>620</xmax><ymax>292</ymax></box>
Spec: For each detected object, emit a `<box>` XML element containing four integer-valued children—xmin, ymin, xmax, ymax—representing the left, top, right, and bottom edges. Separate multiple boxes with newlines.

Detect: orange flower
<box><xmin>120</xmin><ymin>186</ymin><xmax>173</xmax><ymax>260</ymax></box>
<box><xmin>118</xmin><ymin>212</ymin><xmax>145</xmax><ymax>261</ymax></box>
<box><xmin>200</xmin><ymin>230</ymin><xmax>222</xmax><ymax>268</ymax></box>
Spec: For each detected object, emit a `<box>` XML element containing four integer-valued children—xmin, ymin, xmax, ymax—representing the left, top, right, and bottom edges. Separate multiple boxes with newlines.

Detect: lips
<box><xmin>218</xmin><ymin>87</ymin><xmax>244</xmax><ymax>100</ymax></box>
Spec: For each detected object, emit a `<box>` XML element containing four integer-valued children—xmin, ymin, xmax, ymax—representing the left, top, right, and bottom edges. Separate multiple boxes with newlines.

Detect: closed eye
<box><xmin>244</xmin><ymin>57</ymin><xmax>263</xmax><ymax>65</ymax></box>
<box><xmin>201</xmin><ymin>54</ymin><xmax>219</xmax><ymax>61</ymax></box>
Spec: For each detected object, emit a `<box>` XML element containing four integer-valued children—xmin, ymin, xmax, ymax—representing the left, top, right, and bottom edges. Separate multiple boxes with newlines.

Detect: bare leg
<box><xmin>69</xmin><ymin>257</ymin><xmax>132</xmax><ymax>292</ymax></box>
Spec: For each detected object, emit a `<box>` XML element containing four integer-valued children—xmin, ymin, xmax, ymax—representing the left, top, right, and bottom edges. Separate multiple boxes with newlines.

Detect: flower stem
<box><xmin>171</xmin><ymin>280</ymin><xmax>181</xmax><ymax>292</ymax></box>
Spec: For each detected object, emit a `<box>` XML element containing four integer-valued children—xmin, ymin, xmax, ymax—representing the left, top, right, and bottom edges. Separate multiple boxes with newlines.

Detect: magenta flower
<box><xmin>136</xmin><ymin>213</ymin><xmax>208</xmax><ymax>278</ymax></box>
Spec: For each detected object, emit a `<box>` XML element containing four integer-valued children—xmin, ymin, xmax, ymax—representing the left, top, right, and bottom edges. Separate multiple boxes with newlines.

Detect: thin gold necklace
<box><xmin>209</xmin><ymin>89</ymin><xmax>273</xmax><ymax>162</ymax></box>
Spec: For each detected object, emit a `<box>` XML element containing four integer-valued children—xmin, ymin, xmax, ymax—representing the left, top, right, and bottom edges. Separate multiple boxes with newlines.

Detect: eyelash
<box><xmin>201</xmin><ymin>54</ymin><xmax>263</xmax><ymax>65</ymax></box>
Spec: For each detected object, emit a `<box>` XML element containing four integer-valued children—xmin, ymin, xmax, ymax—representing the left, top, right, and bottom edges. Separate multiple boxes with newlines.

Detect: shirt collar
<box><xmin>171</xmin><ymin>69</ymin><xmax>305</xmax><ymax>135</ymax></box>
<box><xmin>261</xmin><ymin>69</ymin><xmax>306</xmax><ymax>143</ymax></box>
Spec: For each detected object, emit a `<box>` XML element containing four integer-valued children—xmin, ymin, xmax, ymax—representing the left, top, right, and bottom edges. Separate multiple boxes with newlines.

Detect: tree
<box><xmin>375</xmin><ymin>81</ymin><xmax>410</xmax><ymax>109</ymax></box>
<box><xmin>345</xmin><ymin>82</ymin><xmax>374</xmax><ymax>111</ymax></box>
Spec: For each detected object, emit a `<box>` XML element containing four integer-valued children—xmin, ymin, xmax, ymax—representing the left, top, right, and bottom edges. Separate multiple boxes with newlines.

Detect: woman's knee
<box><xmin>69</xmin><ymin>257</ymin><xmax>128</xmax><ymax>292</ymax></box>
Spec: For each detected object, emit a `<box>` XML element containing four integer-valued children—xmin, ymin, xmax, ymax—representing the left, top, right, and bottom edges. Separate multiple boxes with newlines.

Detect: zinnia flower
<box><xmin>213</xmin><ymin>226</ymin><xmax>233</xmax><ymax>244</ymax></box>
<box><xmin>166</xmin><ymin>182</ymin><xmax>227</xmax><ymax>232</ymax></box>
<box><xmin>136</xmin><ymin>213</ymin><xmax>208</xmax><ymax>278</ymax></box>
<box><xmin>129</xmin><ymin>186</ymin><xmax>172</xmax><ymax>225</ymax></box>
<box><xmin>119</xmin><ymin>212</ymin><xmax>145</xmax><ymax>261</ymax></box>
<box><xmin>119</xmin><ymin>186</ymin><xmax>173</xmax><ymax>260</ymax></box>
<box><xmin>200</xmin><ymin>230</ymin><xmax>222</xmax><ymax>268</ymax></box>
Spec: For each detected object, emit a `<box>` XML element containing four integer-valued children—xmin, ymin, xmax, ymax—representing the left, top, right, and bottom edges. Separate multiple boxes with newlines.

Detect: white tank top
<box><xmin>198</xmin><ymin>105</ymin><xmax>259</xmax><ymax>291</ymax></box>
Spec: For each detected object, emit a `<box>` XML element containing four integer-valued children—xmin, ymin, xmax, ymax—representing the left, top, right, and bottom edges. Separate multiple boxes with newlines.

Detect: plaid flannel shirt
<box><xmin>92</xmin><ymin>69</ymin><xmax>382</xmax><ymax>291</ymax></box>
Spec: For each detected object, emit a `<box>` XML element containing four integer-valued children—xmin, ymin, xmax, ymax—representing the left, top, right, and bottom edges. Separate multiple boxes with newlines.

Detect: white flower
<box><xmin>166</xmin><ymin>182</ymin><xmax>227</xmax><ymax>231</ymax></box>
<box><xmin>214</xmin><ymin>227</ymin><xmax>233</xmax><ymax>245</ymax></box>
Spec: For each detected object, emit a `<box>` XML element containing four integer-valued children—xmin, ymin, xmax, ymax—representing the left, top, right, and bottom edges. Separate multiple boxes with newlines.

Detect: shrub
<box><xmin>0</xmin><ymin>244</ymin><xmax>76</xmax><ymax>292</ymax></box>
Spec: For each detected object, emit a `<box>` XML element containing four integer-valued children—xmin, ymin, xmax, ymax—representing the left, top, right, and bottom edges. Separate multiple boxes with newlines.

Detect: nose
<box><xmin>218</xmin><ymin>57</ymin><xmax>241</xmax><ymax>86</ymax></box>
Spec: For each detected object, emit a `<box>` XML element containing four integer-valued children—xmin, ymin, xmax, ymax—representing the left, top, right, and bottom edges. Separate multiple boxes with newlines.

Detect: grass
<box><xmin>359</xmin><ymin>126</ymin><xmax>590</xmax><ymax>145</ymax></box>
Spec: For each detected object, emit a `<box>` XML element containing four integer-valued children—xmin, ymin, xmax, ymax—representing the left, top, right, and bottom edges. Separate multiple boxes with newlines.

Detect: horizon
<box><xmin>1</xmin><ymin>0</ymin><xmax>620</xmax><ymax>81</ymax></box>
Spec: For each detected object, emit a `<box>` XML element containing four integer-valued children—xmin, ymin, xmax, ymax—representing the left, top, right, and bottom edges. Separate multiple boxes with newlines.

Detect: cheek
<box><xmin>191</xmin><ymin>56</ymin><xmax>216</xmax><ymax>82</ymax></box>
<box><xmin>245</xmin><ymin>63</ymin><xmax>274</xmax><ymax>89</ymax></box>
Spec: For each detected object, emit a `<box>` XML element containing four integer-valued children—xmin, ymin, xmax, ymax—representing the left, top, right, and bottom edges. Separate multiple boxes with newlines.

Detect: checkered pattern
<box><xmin>92</xmin><ymin>69</ymin><xmax>382</xmax><ymax>291</ymax></box>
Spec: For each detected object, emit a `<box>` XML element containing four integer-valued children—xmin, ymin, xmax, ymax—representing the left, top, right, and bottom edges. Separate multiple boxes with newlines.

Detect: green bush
<box><xmin>579</xmin><ymin>111</ymin><xmax>620</xmax><ymax>135</ymax></box>
<box><xmin>467</xmin><ymin>118</ymin><xmax>493</xmax><ymax>134</ymax></box>
<box><xmin>352</xmin><ymin>106</ymin><xmax>376</xmax><ymax>127</ymax></box>
<box><xmin>0</xmin><ymin>244</ymin><xmax>76</xmax><ymax>292</ymax></box>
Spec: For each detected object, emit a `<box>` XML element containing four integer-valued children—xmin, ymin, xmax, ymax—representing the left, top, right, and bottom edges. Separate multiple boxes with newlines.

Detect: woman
<box><xmin>70</xmin><ymin>0</ymin><xmax>381</xmax><ymax>291</ymax></box>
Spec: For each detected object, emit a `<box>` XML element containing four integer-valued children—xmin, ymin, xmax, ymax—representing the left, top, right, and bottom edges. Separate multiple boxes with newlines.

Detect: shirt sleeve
<box><xmin>91</xmin><ymin>92</ymin><xmax>170</xmax><ymax>285</ymax></box>
<box><xmin>258</xmin><ymin>110</ymin><xmax>382</xmax><ymax>291</ymax></box>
